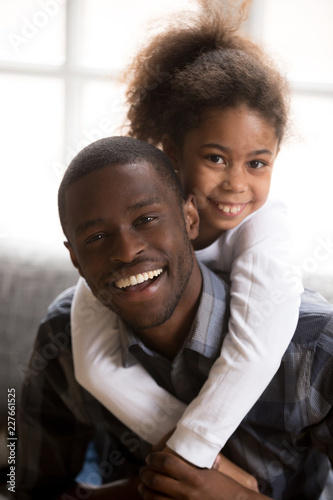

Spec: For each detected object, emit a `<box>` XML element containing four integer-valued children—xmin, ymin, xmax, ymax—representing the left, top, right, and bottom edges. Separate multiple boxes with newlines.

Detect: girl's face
<box><xmin>165</xmin><ymin>105</ymin><xmax>280</xmax><ymax>249</ymax></box>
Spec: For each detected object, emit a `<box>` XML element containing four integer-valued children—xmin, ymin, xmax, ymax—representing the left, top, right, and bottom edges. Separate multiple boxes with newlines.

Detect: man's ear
<box><xmin>64</xmin><ymin>241</ymin><xmax>84</xmax><ymax>277</ymax></box>
<box><xmin>183</xmin><ymin>194</ymin><xmax>200</xmax><ymax>241</ymax></box>
<box><xmin>162</xmin><ymin>134</ymin><xmax>180</xmax><ymax>169</ymax></box>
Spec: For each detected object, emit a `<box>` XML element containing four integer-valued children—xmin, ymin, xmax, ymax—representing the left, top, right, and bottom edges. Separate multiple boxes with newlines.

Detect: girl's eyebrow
<box><xmin>200</xmin><ymin>143</ymin><xmax>230</xmax><ymax>152</ymax></box>
<box><xmin>250</xmin><ymin>149</ymin><xmax>273</xmax><ymax>156</ymax></box>
<box><xmin>200</xmin><ymin>143</ymin><xmax>273</xmax><ymax>156</ymax></box>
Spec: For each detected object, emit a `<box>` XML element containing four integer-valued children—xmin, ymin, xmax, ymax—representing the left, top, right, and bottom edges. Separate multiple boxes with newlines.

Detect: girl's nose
<box><xmin>220</xmin><ymin>166</ymin><xmax>247</xmax><ymax>193</ymax></box>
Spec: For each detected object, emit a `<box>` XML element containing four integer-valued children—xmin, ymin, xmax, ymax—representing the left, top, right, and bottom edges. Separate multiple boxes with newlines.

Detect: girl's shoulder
<box><xmin>229</xmin><ymin>198</ymin><xmax>292</xmax><ymax>255</ymax></box>
<box><xmin>195</xmin><ymin>199</ymin><xmax>292</xmax><ymax>270</ymax></box>
<box><xmin>237</xmin><ymin>198</ymin><xmax>289</xmax><ymax>232</ymax></box>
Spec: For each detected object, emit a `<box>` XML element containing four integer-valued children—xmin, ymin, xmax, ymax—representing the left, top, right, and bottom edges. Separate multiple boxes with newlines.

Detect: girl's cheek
<box><xmin>193</xmin><ymin>187</ymin><xmax>207</xmax><ymax>209</ymax></box>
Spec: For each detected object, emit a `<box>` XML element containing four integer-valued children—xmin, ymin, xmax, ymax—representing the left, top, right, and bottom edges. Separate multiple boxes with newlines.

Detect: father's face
<box><xmin>64</xmin><ymin>162</ymin><xmax>199</xmax><ymax>330</ymax></box>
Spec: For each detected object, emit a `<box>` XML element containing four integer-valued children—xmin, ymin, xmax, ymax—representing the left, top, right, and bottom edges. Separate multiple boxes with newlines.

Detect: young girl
<box><xmin>71</xmin><ymin>1</ymin><xmax>303</xmax><ymax>469</ymax></box>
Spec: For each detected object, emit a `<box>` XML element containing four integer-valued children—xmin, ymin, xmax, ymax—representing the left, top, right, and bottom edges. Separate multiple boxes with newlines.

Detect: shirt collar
<box><xmin>119</xmin><ymin>262</ymin><xmax>230</xmax><ymax>367</ymax></box>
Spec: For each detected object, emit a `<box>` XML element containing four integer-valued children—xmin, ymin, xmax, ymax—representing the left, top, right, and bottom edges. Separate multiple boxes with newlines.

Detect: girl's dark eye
<box><xmin>249</xmin><ymin>160</ymin><xmax>266</xmax><ymax>169</ymax></box>
<box><xmin>207</xmin><ymin>155</ymin><xmax>225</xmax><ymax>165</ymax></box>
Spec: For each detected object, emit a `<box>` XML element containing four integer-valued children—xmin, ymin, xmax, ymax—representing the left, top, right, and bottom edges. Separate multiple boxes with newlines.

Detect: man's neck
<box><xmin>133</xmin><ymin>262</ymin><xmax>203</xmax><ymax>360</ymax></box>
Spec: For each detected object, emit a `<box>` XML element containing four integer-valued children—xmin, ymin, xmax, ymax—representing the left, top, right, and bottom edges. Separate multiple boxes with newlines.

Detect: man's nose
<box><xmin>109</xmin><ymin>229</ymin><xmax>145</xmax><ymax>263</ymax></box>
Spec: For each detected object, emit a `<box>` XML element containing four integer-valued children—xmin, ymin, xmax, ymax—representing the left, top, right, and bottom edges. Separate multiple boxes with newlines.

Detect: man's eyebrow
<box><xmin>75</xmin><ymin>218</ymin><xmax>105</xmax><ymax>236</ymax></box>
<box><xmin>201</xmin><ymin>143</ymin><xmax>273</xmax><ymax>156</ymax></box>
<box><xmin>127</xmin><ymin>197</ymin><xmax>162</xmax><ymax>213</ymax></box>
<box><xmin>74</xmin><ymin>199</ymin><xmax>162</xmax><ymax>236</ymax></box>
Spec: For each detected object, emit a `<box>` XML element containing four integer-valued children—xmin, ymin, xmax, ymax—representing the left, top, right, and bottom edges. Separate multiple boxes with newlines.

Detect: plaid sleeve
<box><xmin>310</xmin><ymin>408</ymin><xmax>333</xmax><ymax>464</ymax></box>
<box><xmin>309</xmin><ymin>315</ymin><xmax>333</xmax><ymax>463</ymax></box>
<box><xmin>16</xmin><ymin>290</ymin><xmax>94</xmax><ymax>500</ymax></box>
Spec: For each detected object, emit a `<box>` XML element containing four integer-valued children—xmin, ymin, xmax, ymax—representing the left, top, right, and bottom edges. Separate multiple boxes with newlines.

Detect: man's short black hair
<box><xmin>58</xmin><ymin>136</ymin><xmax>185</xmax><ymax>234</ymax></box>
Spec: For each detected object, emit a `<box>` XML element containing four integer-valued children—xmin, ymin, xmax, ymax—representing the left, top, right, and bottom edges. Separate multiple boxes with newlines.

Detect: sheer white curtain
<box><xmin>249</xmin><ymin>0</ymin><xmax>333</xmax><ymax>278</ymax></box>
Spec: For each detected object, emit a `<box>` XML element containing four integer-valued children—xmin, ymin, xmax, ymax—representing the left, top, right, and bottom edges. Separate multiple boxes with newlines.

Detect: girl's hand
<box><xmin>151</xmin><ymin>430</ymin><xmax>176</xmax><ymax>452</ymax></box>
<box><xmin>213</xmin><ymin>453</ymin><xmax>259</xmax><ymax>492</ymax></box>
<box><xmin>139</xmin><ymin>452</ymin><xmax>270</xmax><ymax>500</ymax></box>
<box><xmin>154</xmin><ymin>446</ymin><xmax>258</xmax><ymax>492</ymax></box>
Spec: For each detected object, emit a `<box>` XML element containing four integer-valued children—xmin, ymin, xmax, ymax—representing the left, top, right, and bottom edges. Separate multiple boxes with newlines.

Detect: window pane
<box><xmin>56</xmin><ymin>79</ymin><xmax>127</xmax><ymax>173</ymax></box>
<box><xmin>260</xmin><ymin>0</ymin><xmax>333</xmax><ymax>82</ymax></box>
<box><xmin>0</xmin><ymin>75</ymin><xmax>65</xmax><ymax>250</ymax></box>
<box><xmin>78</xmin><ymin>0</ymin><xmax>198</xmax><ymax>69</ymax></box>
<box><xmin>270</xmin><ymin>94</ymin><xmax>333</xmax><ymax>274</ymax></box>
<box><xmin>81</xmin><ymin>79</ymin><xmax>127</xmax><ymax>138</ymax></box>
<box><xmin>0</xmin><ymin>0</ymin><xmax>66</xmax><ymax>65</ymax></box>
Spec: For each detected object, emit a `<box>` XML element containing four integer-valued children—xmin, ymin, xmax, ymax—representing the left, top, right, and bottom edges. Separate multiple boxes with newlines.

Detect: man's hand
<box><xmin>139</xmin><ymin>452</ymin><xmax>271</xmax><ymax>499</ymax></box>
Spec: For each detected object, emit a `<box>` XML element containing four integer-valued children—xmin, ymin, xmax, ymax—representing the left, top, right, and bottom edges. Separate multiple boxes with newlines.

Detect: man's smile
<box><xmin>106</xmin><ymin>266</ymin><xmax>167</xmax><ymax>305</ymax></box>
<box><xmin>114</xmin><ymin>268</ymin><xmax>163</xmax><ymax>289</ymax></box>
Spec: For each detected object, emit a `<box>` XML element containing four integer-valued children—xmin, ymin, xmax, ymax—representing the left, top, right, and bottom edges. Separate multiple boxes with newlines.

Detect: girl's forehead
<box><xmin>198</xmin><ymin>105</ymin><xmax>273</xmax><ymax>127</ymax></box>
<box><xmin>180</xmin><ymin>105</ymin><xmax>279</xmax><ymax>154</ymax></box>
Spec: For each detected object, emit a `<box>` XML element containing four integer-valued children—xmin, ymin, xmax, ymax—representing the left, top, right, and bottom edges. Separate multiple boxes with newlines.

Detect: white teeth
<box><xmin>115</xmin><ymin>268</ymin><xmax>163</xmax><ymax>289</ymax></box>
<box><xmin>217</xmin><ymin>203</ymin><xmax>241</xmax><ymax>214</ymax></box>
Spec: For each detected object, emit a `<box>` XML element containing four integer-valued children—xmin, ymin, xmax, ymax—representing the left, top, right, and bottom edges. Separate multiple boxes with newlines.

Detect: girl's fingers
<box><xmin>215</xmin><ymin>454</ymin><xmax>259</xmax><ymax>492</ymax></box>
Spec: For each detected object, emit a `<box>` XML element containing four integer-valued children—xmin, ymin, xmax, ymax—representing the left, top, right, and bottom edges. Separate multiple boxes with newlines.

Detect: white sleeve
<box><xmin>71</xmin><ymin>277</ymin><xmax>186</xmax><ymax>445</ymax></box>
<box><xmin>167</xmin><ymin>201</ymin><xmax>303</xmax><ymax>467</ymax></box>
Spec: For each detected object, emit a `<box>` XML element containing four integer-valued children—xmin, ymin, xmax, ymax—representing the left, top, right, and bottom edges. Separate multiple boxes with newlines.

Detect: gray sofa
<box><xmin>0</xmin><ymin>241</ymin><xmax>78</xmax><ymax>478</ymax></box>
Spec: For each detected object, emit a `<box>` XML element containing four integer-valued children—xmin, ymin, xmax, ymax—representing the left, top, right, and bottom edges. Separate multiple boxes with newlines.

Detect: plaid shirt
<box><xmin>17</xmin><ymin>263</ymin><xmax>333</xmax><ymax>499</ymax></box>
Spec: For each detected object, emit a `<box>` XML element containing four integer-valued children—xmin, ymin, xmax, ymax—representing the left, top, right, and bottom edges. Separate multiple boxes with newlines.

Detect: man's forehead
<box><xmin>67</xmin><ymin>168</ymin><xmax>170</xmax><ymax>216</ymax></box>
<box><xmin>65</xmin><ymin>161</ymin><xmax>178</xmax><ymax>219</ymax></box>
<box><xmin>71</xmin><ymin>161</ymin><xmax>165</xmax><ymax>191</ymax></box>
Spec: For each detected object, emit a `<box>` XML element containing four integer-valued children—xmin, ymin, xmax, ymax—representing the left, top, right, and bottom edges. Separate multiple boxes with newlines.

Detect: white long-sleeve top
<box><xmin>71</xmin><ymin>199</ymin><xmax>303</xmax><ymax>468</ymax></box>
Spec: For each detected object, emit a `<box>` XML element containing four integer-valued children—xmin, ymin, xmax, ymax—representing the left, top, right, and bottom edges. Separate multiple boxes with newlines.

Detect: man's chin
<box><xmin>118</xmin><ymin>311</ymin><xmax>174</xmax><ymax>331</ymax></box>
<box><xmin>113</xmin><ymin>300</ymin><xmax>178</xmax><ymax>331</ymax></box>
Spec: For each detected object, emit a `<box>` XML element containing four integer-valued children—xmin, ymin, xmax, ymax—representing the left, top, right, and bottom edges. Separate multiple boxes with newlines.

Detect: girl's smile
<box><xmin>208</xmin><ymin>200</ymin><xmax>249</xmax><ymax>218</ymax></box>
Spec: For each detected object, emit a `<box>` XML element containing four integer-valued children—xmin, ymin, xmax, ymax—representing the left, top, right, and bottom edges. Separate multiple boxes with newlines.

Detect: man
<box><xmin>17</xmin><ymin>137</ymin><xmax>333</xmax><ymax>499</ymax></box>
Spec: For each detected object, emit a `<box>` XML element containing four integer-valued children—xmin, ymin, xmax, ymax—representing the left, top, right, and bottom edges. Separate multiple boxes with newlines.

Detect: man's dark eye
<box><xmin>87</xmin><ymin>233</ymin><xmax>105</xmax><ymax>243</ymax></box>
<box><xmin>139</xmin><ymin>216</ymin><xmax>154</xmax><ymax>224</ymax></box>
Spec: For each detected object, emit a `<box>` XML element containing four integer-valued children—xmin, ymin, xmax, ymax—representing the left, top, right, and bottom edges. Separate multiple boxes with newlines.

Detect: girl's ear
<box><xmin>162</xmin><ymin>134</ymin><xmax>180</xmax><ymax>169</ymax></box>
<box><xmin>183</xmin><ymin>194</ymin><xmax>200</xmax><ymax>242</ymax></box>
